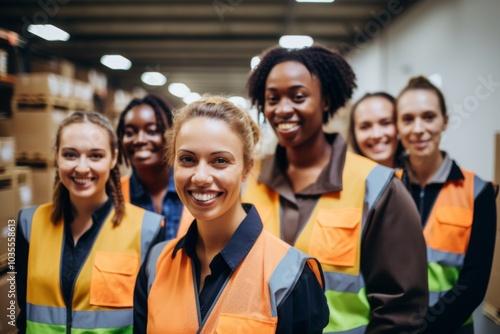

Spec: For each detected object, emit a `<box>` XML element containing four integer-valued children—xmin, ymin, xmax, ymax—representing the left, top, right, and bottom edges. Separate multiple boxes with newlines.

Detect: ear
<box><xmin>322</xmin><ymin>99</ymin><xmax>330</xmax><ymax>113</ymax></box>
<box><xmin>442</xmin><ymin>114</ymin><xmax>449</xmax><ymax>132</ymax></box>
<box><xmin>242</xmin><ymin>159</ymin><xmax>255</xmax><ymax>183</ymax></box>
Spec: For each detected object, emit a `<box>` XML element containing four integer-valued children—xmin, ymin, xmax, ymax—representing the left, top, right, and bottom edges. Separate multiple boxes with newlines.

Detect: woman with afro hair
<box><xmin>243</xmin><ymin>45</ymin><xmax>429</xmax><ymax>334</ymax></box>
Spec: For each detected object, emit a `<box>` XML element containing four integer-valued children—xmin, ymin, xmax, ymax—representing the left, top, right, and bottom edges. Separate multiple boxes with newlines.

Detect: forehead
<box><xmin>60</xmin><ymin>122</ymin><xmax>110</xmax><ymax>148</ymax></box>
<box><xmin>266</xmin><ymin>61</ymin><xmax>318</xmax><ymax>88</ymax></box>
<box><xmin>355</xmin><ymin>97</ymin><xmax>394</xmax><ymax>119</ymax></box>
<box><xmin>176</xmin><ymin>117</ymin><xmax>242</xmax><ymax>153</ymax></box>
<box><xmin>125</xmin><ymin>104</ymin><xmax>157</xmax><ymax>123</ymax></box>
<box><xmin>397</xmin><ymin>89</ymin><xmax>440</xmax><ymax>113</ymax></box>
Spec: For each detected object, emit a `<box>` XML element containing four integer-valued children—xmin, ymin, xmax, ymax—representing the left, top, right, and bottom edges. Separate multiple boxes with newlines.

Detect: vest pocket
<box><xmin>431</xmin><ymin>206</ymin><xmax>473</xmax><ymax>254</ymax></box>
<box><xmin>215</xmin><ymin>314</ymin><xmax>276</xmax><ymax>334</ymax></box>
<box><xmin>90</xmin><ymin>251</ymin><xmax>140</xmax><ymax>307</ymax></box>
<box><xmin>309</xmin><ymin>208</ymin><xmax>361</xmax><ymax>267</ymax></box>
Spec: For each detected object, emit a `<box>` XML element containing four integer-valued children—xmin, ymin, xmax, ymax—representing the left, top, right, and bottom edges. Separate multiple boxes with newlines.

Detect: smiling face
<box><xmin>353</xmin><ymin>96</ymin><xmax>398</xmax><ymax>167</ymax></box>
<box><xmin>397</xmin><ymin>89</ymin><xmax>448</xmax><ymax>160</ymax></box>
<box><xmin>57</xmin><ymin>122</ymin><xmax>118</xmax><ymax>205</ymax></box>
<box><xmin>122</xmin><ymin>104</ymin><xmax>166</xmax><ymax>168</ymax></box>
<box><xmin>264</xmin><ymin>61</ymin><xmax>328</xmax><ymax>149</ymax></box>
<box><xmin>173</xmin><ymin>117</ymin><xmax>246</xmax><ymax>224</ymax></box>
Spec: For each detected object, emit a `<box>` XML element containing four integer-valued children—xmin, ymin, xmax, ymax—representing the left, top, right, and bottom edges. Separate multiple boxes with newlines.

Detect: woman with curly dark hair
<box><xmin>244</xmin><ymin>45</ymin><xmax>428</xmax><ymax>333</ymax></box>
<box><xmin>116</xmin><ymin>94</ymin><xmax>184</xmax><ymax>240</ymax></box>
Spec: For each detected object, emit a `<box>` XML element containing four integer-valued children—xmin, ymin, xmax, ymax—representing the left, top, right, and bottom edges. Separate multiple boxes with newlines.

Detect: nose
<box><xmin>371</xmin><ymin>124</ymin><xmax>383</xmax><ymax>139</ymax></box>
<box><xmin>134</xmin><ymin>130</ymin><xmax>147</xmax><ymax>144</ymax></box>
<box><xmin>275</xmin><ymin>98</ymin><xmax>293</xmax><ymax>117</ymax></box>
<box><xmin>75</xmin><ymin>156</ymin><xmax>90</xmax><ymax>173</ymax></box>
<box><xmin>191</xmin><ymin>162</ymin><xmax>213</xmax><ymax>185</ymax></box>
<box><xmin>412</xmin><ymin>118</ymin><xmax>424</xmax><ymax>134</ymax></box>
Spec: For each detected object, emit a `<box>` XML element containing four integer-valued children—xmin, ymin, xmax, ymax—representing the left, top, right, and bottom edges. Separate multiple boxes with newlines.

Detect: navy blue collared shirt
<box><xmin>133</xmin><ymin>204</ymin><xmax>329</xmax><ymax>334</ymax></box>
<box><xmin>129</xmin><ymin>169</ymin><xmax>183</xmax><ymax>240</ymax></box>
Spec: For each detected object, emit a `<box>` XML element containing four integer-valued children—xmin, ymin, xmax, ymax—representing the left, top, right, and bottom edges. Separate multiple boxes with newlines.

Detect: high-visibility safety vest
<box><xmin>18</xmin><ymin>202</ymin><xmax>163</xmax><ymax>334</ymax></box>
<box><xmin>423</xmin><ymin>168</ymin><xmax>488</xmax><ymax>332</ymax></box>
<box><xmin>242</xmin><ymin>151</ymin><xmax>394</xmax><ymax>334</ymax></box>
<box><xmin>145</xmin><ymin>229</ymin><xmax>323</xmax><ymax>334</ymax></box>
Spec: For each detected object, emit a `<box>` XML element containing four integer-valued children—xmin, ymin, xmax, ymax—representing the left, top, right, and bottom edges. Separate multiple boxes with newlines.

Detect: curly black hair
<box><xmin>116</xmin><ymin>94</ymin><xmax>174</xmax><ymax>167</ymax></box>
<box><xmin>246</xmin><ymin>44</ymin><xmax>357</xmax><ymax>124</ymax></box>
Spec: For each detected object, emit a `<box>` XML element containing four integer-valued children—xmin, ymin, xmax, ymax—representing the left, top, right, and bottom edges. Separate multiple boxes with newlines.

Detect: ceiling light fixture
<box><xmin>183</xmin><ymin>92</ymin><xmax>201</xmax><ymax>104</ymax></box>
<box><xmin>295</xmin><ymin>0</ymin><xmax>334</xmax><ymax>3</ymax></box>
<box><xmin>27</xmin><ymin>24</ymin><xmax>70</xmax><ymax>41</ymax></box>
<box><xmin>141</xmin><ymin>72</ymin><xmax>167</xmax><ymax>86</ymax></box>
<box><xmin>250</xmin><ymin>56</ymin><xmax>261</xmax><ymax>69</ymax></box>
<box><xmin>279</xmin><ymin>35</ymin><xmax>314</xmax><ymax>49</ymax></box>
<box><xmin>100</xmin><ymin>55</ymin><xmax>132</xmax><ymax>70</ymax></box>
<box><xmin>168</xmin><ymin>83</ymin><xmax>191</xmax><ymax>98</ymax></box>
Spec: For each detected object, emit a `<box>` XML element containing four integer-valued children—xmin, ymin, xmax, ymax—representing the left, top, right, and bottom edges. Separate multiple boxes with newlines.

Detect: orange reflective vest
<box><xmin>424</xmin><ymin>168</ymin><xmax>488</xmax><ymax>331</ymax></box>
<box><xmin>146</xmin><ymin>230</ymin><xmax>323</xmax><ymax>334</ymax></box>
<box><xmin>18</xmin><ymin>202</ymin><xmax>163</xmax><ymax>334</ymax></box>
<box><xmin>242</xmin><ymin>152</ymin><xmax>394</xmax><ymax>334</ymax></box>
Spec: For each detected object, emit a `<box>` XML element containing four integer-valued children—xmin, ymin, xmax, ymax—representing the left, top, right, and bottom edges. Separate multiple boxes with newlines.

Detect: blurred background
<box><xmin>0</xmin><ymin>0</ymin><xmax>499</xmax><ymax>333</ymax></box>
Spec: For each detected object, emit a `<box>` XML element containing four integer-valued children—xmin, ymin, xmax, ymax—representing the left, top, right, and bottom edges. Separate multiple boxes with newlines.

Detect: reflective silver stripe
<box><xmin>72</xmin><ymin>309</ymin><xmax>133</xmax><ymax>329</ymax></box>
<box><xmin>269</xmin><ymin>247</ymin><xmax>309</xmax><ymax>317</ymax></box>
<box><xmin>429</xmin><ymin>291</ymin><xmax>441</xmax><ymax>306</ymax></box>
<box><xmin>27</xmin><ymin>303</ymin><xmax>65</xmax><ymax>326</ymax></box>
<box><xmin>363</xmin><ymin>165</ymin><xmax>394</xmax><ymax>229</ymax></box>
<box><xmin>19</xmin><ymin>206</ymin><xmax>38</xmax><ymax>242</ymax></box>
<box><xmin>324</xmin><ymin>326</ymin><xmax>366</xmax><ymax>334</ymax></box>
<box><xmin>27</xmin><ymin>303</ymin><xmax>133</xmax><ymax>328</ymax></box>
<box><xmin>473</xmin><ymin>174</ymin><xmax>488</xmax><ymax>199</ymax></box>
<box><xmin>427</xmin><ymin>247</ymin><xmax>465</xmax><ymax>268</ymax></box>
<box><xmin>324</xmin><ymin>271</ymin><xmax>365</xmax><ymax>294</ymax></box>
<box><xmin>146</xmin><ymin>241</ymin><xmax>170</xmax><ymax>293</ymax></box>
<box><xmin>140</xmin><ymin>210</ymin><xmax>163</xmax><ymax>264</ymax></box>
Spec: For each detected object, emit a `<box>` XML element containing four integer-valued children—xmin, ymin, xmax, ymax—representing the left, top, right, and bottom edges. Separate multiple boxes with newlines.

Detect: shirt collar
<box><xmin>172</xmin><ymin>204</ymin><xmax>263</xmax><ymax>271</ymax></box>
<box><xmin>63</xmin><ymin>196</ymin><xmax>113</xmax><ymax>227</ymax></box>
<box><xmin>406</xmin><ymin>152</ymin><xmax>464</xmax><ymax>185</ymax></box>
<box><xmin>258</xmin><ymin>133</ymin><xmax>345</xmax><ymax>197</ymax></box>
<box><xmin>129</xmin><ymin>168</ymin><xmax>177</xmax><ymax>200</ymax></box>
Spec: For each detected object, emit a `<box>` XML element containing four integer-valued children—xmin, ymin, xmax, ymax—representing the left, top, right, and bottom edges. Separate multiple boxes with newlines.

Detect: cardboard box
<box><xmin>12</xmin><ymin>108</ymin><xmax>68</xmax><ymax>167</ymax></box>
<box><xmin>0</xmin><ymin>187</ymin><xmax>16</xmax><ymax>270</ymax></box>
<box><xmin>13</xmin><ymin>167</ymin><xmax>32</xmax><ymax>211</ymax></box>
<box><xmin>0</xmin><ymin>272</ymin><xmax>18</xmax><ymax>334</ymax></box>
<box><xmin>30</xmin><ymin>167</ymin><xmax>56</xmax><ymax>206</ymax></box>
<box><xmin>0</xmin><ymin>137</ymin><xmax>14</xmax><ymax>174</ymax></box>
<box><xmin>31</xmin><ymin>58</ymin><xmax>75</xmax><ymax>78</ymax></box>
<box><xmin>484</xmin><ymin>132</ymin><xmax>500</xmax><ymax>323</ymax></box>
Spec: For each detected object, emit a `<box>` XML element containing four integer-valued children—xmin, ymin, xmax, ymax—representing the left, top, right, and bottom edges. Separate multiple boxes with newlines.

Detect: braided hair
<box><xmin>116</xmin><ymin>94</ymin><xmax>174</xmax><ymax>167</ymax></box>
<box><xmin>246</xmin><ymin>44</ymin><xmax>357</xmax><ymax>124</ymax></box>
<box><xmin>51</xmin><ymin>111</ymin><xmax>125</xmax><ymax>225</ymax></box>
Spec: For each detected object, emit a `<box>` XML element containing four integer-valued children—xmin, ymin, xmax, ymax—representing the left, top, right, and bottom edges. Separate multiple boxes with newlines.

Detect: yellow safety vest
<box><xmin>18</xmin><ymin>202</ymin><xmax>163</xmax><ymax>334</ymax></box>
<box><xmin>242</xmin><ymin>151</ymin><xmax>394</xmax><ymax>334</ymax></box>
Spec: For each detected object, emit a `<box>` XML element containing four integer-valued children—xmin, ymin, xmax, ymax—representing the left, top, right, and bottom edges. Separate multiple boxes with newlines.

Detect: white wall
<box><xmin>347</xmin><ymin>0</ymin><xmax>500</xmax><ymax>180</ymax></box>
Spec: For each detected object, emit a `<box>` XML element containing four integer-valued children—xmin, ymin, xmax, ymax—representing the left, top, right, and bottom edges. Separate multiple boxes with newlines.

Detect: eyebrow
<box><xmin>177</xmin><ymin>148</ymin><xmax>235</xmax><ymax>157</ymax></box>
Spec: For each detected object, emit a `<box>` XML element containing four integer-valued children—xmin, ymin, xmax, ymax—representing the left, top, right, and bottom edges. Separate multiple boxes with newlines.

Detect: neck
<box><xmin>134</xmin><ymin>165</ymin><xmax>170</xmax><ymax>194</ymax></box>
<box><xmin>379</xmin><ymin>156</ymin><xmax>395</xmax><ymax>168</ymax></box>
<box><xmin>195</xmin><ymin>204</ymin><xmax>246</xmax><ymax>263</ymax></box>
<box><xmin>410</xmin><ymin>150</ymin><xmax>443</xmax><ymax>186</ymax></box>
<box><xmin>70</xmin><ymin>193</ymin><xmax>108</xmax><ymax>219</ymax></box>
<box><xmin>286</xmin><ymin>132</ymin><xmax>331</xmax><ymax>169</ymax></box>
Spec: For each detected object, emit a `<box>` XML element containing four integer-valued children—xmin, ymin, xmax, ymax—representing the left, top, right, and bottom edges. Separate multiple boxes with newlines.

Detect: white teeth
<box><xmin>74</xmin><ymin>178</ymin><xmax>92</xmax><ymax>184</ymax></box>
<box><xmin>192</xmin><ymin>192</ymin><xmax>217</xmax><ymax>202</ymax></box>
<box><xmin>277</xmin><ymin>123</ymin><xmax>298</xmax><ymax>130</ymax></box>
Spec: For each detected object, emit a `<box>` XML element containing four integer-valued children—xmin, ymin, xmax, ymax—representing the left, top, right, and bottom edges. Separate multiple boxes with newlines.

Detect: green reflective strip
<box><xmin>323</xmin><ymin>288</ymin><xmax>370</xmax><ymax>332</ymax></box>
<box><xmin>27</xmin><ymin>320</ymin><xmax>132</xmax><ymax>334</ymax></box>
<box><xmin>27</xmin><ymin>320</ymin><xmax>65</xmax><ymax>334</ymax></box>
<box><xmin>428</xmin><ymin>262</ymin><xmax>459</xmax><ymax>292</ymax></box>
<box><xmin>463</xmin><ymin>315</ymin><xmax>473</xmax><ymax>326</ymax></box>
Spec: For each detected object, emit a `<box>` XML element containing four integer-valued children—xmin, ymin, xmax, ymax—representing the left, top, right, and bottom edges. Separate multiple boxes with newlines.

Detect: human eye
<box><xmin>401</xmin><ymin>115</ymin><xmax>413</xmax><ymax>124</ymax></box>
<box><xmin>293</xmin><ymin>92</ymin><xmax>306</xmax><ymax>102</ymax></box>
<box><xmin>124</xmin><ymin>128</ymin><xmax>136</xmax><ymax>137</ymax></box>
<box><xmin>90</xmin><ymin>152</ymin><xmax>104</xmax><ymax>160</ymax></box>
<box><xmin>265</xmin><ymin>94</ymin><xmax>279</xmax><ymax>104</ymax></box>
<box><xmin>213</xmin><ymin>157</ymin><xmax>229</xmax><ymax>165</ymax></box>
<box><xmin>178</xmin><ymin>155</ymin><xmax>195</xmax><ymax>165</ymax></box>
<box><xmin>62</xmin><ymin>151</ymin><xmax>77</xmax><ymax>159</ymax></box>
<box><xmin>381</xmin><ymin>119</ymin><xmax>394</xmax><ymax>126</ymax></box>
<box><xmin>423</xmin><ymin>113</ymin><xmax>436</xmax><ymax>121</ymax></box>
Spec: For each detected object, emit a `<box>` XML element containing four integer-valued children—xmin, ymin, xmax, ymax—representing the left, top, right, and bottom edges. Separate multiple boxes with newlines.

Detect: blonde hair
<box><xmin>165</xmin><ymin>95</ymin><xmax>261</xmax><ymax>176</ymax></box>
